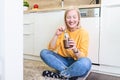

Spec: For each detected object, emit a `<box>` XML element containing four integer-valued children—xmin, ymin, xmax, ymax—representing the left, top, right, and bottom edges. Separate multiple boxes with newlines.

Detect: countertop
<box><xmin>24</xmin><ymin>4</ymin><xmax>101</xmax><ymax>14</ymax></box>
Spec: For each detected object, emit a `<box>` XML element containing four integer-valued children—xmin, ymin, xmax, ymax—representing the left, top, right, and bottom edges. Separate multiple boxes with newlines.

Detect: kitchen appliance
<box><xmin>80</xmin><ymin>8</ymin><xmax>100</xmax><ymax>64</ymax></box>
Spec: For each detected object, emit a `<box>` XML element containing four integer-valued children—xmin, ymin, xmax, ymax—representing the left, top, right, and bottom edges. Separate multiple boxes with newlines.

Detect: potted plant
<box><xmin>23</xmin><ymin>0</ymin><xmax>29</xmax><ymax>11</ymax></box>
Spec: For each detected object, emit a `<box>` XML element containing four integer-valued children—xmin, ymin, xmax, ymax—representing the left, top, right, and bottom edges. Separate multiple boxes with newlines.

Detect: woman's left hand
<box><xmin>68</xmin><ymin>39</ymin><xmax>77</xmax><ymax>50</ymax></box>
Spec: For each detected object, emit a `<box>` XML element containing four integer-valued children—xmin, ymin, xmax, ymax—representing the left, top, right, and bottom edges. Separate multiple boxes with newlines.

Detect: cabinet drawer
<box><xmin>24</xmin><ymin>13</ymin><xmax>35</xmax><ymax>24</ymax></box>
<box><xmin>23</xmin><ymin>24</ymin><xmax>34</xmax><ymax>34</ymax></box>
<box><xmin>23</xmin><ymin>35</ymin><xmax>34</xmax><ymax>54</ymax></box>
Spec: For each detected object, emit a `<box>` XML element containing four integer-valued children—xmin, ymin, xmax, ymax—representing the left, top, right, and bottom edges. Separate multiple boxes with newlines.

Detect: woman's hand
<box><xmin>68</xmin><ymin>39</ymin><xmax>79</xmax><ymax>54</ymax></box>
<box><xmin>68</xmin><ymin>39</ymin><xmax>76</xmax><ymax>50</ymax></box>
<box><xmin>55</xmin><ymin>26</ymin><xmax>66</xmax><ymax>36</ymax></box>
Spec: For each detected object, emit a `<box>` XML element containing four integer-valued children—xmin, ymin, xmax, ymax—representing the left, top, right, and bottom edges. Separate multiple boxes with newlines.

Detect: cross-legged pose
<box><xmin>40</xmin><ymin>7</ymin><xmax>92</xmax><ymax>80</ymax></box>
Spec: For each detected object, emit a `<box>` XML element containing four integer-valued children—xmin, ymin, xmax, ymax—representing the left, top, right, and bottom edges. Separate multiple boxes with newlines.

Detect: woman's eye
<box><xmin>66</xmin><ymin>16</ymin><xmax>71</xmax><ymax>19</ymax></box>
<box><xmin>73</xmin><ymin>16</ymin><xmax>77</xmax><ymax>19</ymax></box>
<box><xmin>66</xmin><ymin>16</ymin><xmax>77</xmax><ymax>19</ymax></box>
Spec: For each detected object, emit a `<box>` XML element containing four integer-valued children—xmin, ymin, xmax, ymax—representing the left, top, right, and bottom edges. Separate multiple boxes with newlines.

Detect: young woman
<box><xmin>40</xmin><ymin>7</ymin><xmax>92</xmax><ymax>80</ymax></box>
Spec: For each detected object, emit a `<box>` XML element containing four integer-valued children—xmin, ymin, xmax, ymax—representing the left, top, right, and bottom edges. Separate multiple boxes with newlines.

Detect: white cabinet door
<box><xmin>34</xmin><ymin>10</ymin><xmax>65</xmax><ymax>56</ymax></box>
<box><xmin>23</xmin><ymin>24</ymin><xmax>34</xmax><ymax>55</ymax></box>
<box><xmin>23</xmin><ymin>13</ymin><xmax>35</xmax><ymax>55</ymax></box>
<box><xmin>81</xmin><ymin>17</ymin><xmax>100</xmax><ymax>64</ymax></box>
<box><xmin>102</xmin><ymin>0</ymin><xmax>120</xmax><ymax>6</ymax></box>
<box><xmin>80</xmin><ymin>8</ymin><xmax>100</xmax><ymax>64</ymax></box>
<box><xmin>100</xmin><ymin>6</ymin><xmax>120</xmax><ymax>67</ymax></box>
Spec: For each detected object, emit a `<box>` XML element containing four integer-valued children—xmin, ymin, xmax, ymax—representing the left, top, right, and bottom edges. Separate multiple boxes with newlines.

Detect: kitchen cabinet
<box><xmin>98</xmin><ymin>1</ymin><xmax>120</xmax><ymax>75</ymax></box>
<box><xmin>102</xmin><ymin>0</ymin><xmax>120</xmax><ymax>6</ymax></box>
<box><xmin>100</xmin><ymin>5</ymin><xmax>120</xmax><ymax>67</ymax></box>
<box><xmin>34</xmin><ymin>10</ymin><xmax>65</xmax><ymax>56</ymax></box>
<box><xmin>24</xmin><ymin>8</ymin><xmax>100</xmax><ymax>64</ymax></box>
<box><xmin>23</xmin><ymin>13</ymin><xmax>36</xmax><ymax>55</ymax></box>
<box><xmin>81</xmin><ymin>18</ymin><xmax>100</xmax><ymax>64</ymax></box>
<box><xmin>80</xmin><ymin>8</ymin><xmax>100</xmax><ymax>64</ymax></box>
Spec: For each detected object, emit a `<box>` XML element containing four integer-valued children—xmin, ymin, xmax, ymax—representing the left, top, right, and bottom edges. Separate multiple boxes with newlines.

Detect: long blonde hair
<box><xmin>64</xmin><ymin>6</ymin><xmax>81</xmax><ymax>29</ymax></box>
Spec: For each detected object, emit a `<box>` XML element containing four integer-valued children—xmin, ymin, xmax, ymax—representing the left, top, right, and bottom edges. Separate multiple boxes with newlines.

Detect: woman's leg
<box><xmin>60</xmin><ymin>58</ymin><xmax>92</xmax><ymax>78</ymax></box>
<box><xmin>40</xmin><ymin>49</ymin><xmax>72</xmax><ymax>71</ymax></box>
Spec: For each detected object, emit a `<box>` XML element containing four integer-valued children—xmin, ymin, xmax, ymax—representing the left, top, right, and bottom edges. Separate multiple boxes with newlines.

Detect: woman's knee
<box><xmin>40</xmin><ymin>49</ymin><xmax>49</xmax><ymax>58</ymax></box>
<box><xmin>78</xmin><ymin>58</ymin><xmax>92</xmax><ymax>69</ymax></box>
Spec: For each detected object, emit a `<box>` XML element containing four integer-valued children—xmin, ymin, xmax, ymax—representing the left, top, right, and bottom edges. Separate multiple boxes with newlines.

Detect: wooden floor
<box><xmin>24</xmin><ymin>59</ymin><xmax>120</xmax><ymax>80</ymax></box>
<box><xmin>86</xmin><ymin>72</ymin><xmax>120</xmax><ymax>80</ymax></box>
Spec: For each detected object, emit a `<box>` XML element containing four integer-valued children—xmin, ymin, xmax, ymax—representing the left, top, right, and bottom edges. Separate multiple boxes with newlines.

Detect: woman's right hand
<box><xmin>55</xmin><ymin>26</ymin><xmax>66</xmax><ymax>36</ymax></box>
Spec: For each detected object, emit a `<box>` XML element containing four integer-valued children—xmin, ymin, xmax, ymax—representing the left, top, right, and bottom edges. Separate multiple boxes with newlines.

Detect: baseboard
<box><xmin>24</xmin><ymin>54</ymin><xmax>42</xmax><ymax>61</ymax></box>
<box><xmin>92</xmin><ymin>65</ymin><xmax>120</xmax><ymax>77</ymax></box>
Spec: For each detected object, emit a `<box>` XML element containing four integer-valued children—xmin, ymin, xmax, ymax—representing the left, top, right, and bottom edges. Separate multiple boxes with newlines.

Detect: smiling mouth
<box><xmin>69</xmin><ymin>22</ymin><xmax>75</xmax><ymax>25</ymax></box>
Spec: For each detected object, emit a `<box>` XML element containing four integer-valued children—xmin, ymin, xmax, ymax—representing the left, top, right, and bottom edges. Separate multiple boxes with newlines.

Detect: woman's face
<box><xmin>65</xmin><ymin>10</ymin><xmax>79</xmax><ymax>29</ymax></box>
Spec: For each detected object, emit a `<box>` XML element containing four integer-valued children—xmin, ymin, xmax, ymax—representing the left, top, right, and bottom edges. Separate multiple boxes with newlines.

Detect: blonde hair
<box><xmin>64</xmin><ymin>6</ymin><xmax>81</xmax><ymax>28</ymax></box>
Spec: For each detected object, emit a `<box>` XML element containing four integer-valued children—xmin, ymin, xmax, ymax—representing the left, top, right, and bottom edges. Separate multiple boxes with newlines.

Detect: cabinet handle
<box><xmin>24</xmin><ymin>34</ymin><xmax>31</xmax><ymax>36</ymax></box>
<box><xmin>104</xmin><ymin>5</ymin><xmax>120</xmax><ymax>8</ymax></box>
<box><xmin>24</xmin><ymin>23</ymin><xmax>34</xmax><ymax>25</ymax></box>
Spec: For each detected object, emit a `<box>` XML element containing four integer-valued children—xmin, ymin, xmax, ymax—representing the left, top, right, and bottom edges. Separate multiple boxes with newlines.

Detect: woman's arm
<box><xmin>48</xmin><ymin>34</ymin><xmax>58</xmax><ymax>49</ymax></box>
<box><xmin>48</xmin><ymin>26</ymin><xmax>66</xmax><ymax>50</ymax></box>
<box><xmin>68</xmin><ymin>31</ymin><xmax>89</xmax><ymax>59</ymax></box>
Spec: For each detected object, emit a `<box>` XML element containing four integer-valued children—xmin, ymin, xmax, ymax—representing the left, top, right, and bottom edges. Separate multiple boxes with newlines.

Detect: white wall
<box><xmin>0</xmin><ymin>0</ymin><xmax>4</xmax><ymax>79</ymax></box>
<box><xmin>0</xmin><ymin>0</ymin><xmax>23</xmax><ymax>80</ymax></box>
